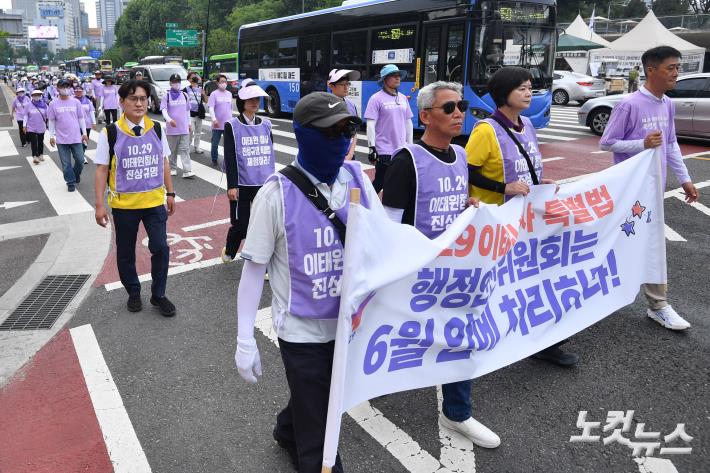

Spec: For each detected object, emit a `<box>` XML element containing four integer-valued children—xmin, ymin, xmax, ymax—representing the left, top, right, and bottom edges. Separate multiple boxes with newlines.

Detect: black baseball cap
<box><xmin>293</xmin><ymin>92</ymin><xmax>361</xmax><ymax>128</ymax></box>
<box><xmin>57</xmin><ymin>78</ymin><xmax>72</xmax><ymax>87</ymax></box>
<box><xmin>169</xmin><ymin>73</ymin><xmax>181</xmax><ymax>82</ymax></box>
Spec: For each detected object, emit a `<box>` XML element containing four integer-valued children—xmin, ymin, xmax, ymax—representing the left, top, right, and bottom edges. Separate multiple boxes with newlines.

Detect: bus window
<box><xmin>278</xmin><ymin>38</ymin><xmax>297</xmax><ymax>66</ymax></box>
<box><xmin>446</xmin><ymin>25</ymin><xmax>464</xmax><ymax>83</ymax></box>
<box><xmin>370</xmin><ymin>25</ymin><xmax>416</xmax><ymax>80</ymax></box>
<box><xmin>260</xmin><ymin>42</ymin><xmax>278</xmax><ymax>67</ymax></box>
<box><xmin>423</xmin><ymin>26</ymin><xmax>441</xmax><ymax>86</ymax></box>
<box><xmin>299</xmin><ymin>34</ymin><xmax>330</xmax><ymax>97</ymax></box>
<box><xmin>332</xmin><ymin>30</ymin><xmax>367</xmax><ymax>70</ymax></box>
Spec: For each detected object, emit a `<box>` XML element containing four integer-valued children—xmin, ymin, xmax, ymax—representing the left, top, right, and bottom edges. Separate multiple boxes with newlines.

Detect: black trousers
<box><xmin>276</xmin><ymin>339</ymin><xmax>344</xmax><ymax>473</ymax></box>
<box><xmin>17</xmin><ymin>120</ymin><xmax>26</xmax><ymax>146</ymax></box>
<box><xmin>112</xmin><ymin>205</ymin><xmax>169</xmax><ymax>298</ymax></box>
<box><xmin>371</xmin><ymin>157</ymin><xmax>391</xmax><ymax>193</ymax></box>
<box><xmin>224</xmin><ymin>185</ymin><xmax>260</xmax><ymax>258</ymax></box>
<box><xmin>82</xmin><ymin>128</ymin><xmax>91</xmax><ymax>151</ymax></box>
<box><xmin>27</xmin><ymin>131</ymin><xmax>44</xmax><ymax>157</ymax></box>
<box><xmin>104</xmin><ymin>108</ymin><xmax>118</xmax><ymax>125</ymax></box>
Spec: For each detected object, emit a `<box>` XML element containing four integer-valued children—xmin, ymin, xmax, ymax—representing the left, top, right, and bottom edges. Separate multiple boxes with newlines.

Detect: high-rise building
<box><xmin>80</xmin><ymin>2</ymin><xmax>89</xmax><ymax>44</ymax></box>
<box><xmin>97</xmin><ymin>0</ymin><xmax>130</xmax><ymax>48</ymax></box>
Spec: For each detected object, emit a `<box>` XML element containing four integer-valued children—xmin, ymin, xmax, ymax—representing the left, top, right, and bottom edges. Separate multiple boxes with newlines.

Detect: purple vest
<box><xmin>230</xmin><ymin>117</ymin><xmax>275</xmax><ymax>186</ymax></box>
<box><xmin>482</xmin><ymin>116</ymin><xmax>543</xmax><ymax>202</ymax></box>
<box><xmin>270</xmin><ymin>161</ymin><xmax>370</xmax><ymax>319</ymax></box>
<box><xmin>24</xmin><ymin>102</ymin><xmax>48</xmax><ymax>133</ymax></box>
<box><xmin>165</xmin><ymin>91</ymin><xmax>190</xmax><ymax>135</ymax></box>
<box><xmin>405</xmin><ymin>144</ymin><xmax>468</xmax><ymax>239</ymax></box>
<box><xmin>186</xmin><ymin>86</ymin><xmax>202</xmax><ymax>112</ymax></box>
<box><xmin>114</xmin><ymin>127</ymin><xmax>165</xmax><ymax>194</ymax></box>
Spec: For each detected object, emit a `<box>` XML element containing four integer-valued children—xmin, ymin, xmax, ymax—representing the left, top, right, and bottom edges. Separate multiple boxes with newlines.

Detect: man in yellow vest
<box><xmin>94</xmin><ymin>79</ymin><xmax>177</xmax><ymax>317</ymax></box>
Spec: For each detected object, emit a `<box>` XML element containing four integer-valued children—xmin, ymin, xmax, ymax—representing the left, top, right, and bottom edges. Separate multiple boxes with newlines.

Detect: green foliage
<box><xmin>653</xmin><ymin>0</ymin><xmax>691</xmax><ymax>15</ymax></box>
<box><xmin>623</xmin><ymin>0</ymin><xmax>648</xmax><ymax>17</ymax></box>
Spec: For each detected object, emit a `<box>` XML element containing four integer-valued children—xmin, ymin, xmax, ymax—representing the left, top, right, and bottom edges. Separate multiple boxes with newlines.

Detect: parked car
<box><xmin>552</xmin><ymin>70</ymin><xmax>606</xmax><ymax>105</ymax></box>
<box><xmin>129</xmin><ymin>64</ymin><xmax>190</xmax><ymax>113</ymax></box>
<box><xmin>114</xmin><ymin>68</ymin><xmax>130</xmax><ymax>84</ymax></box>
<box><xmin>578</xmin><ymin>73</ymin><xmax>710</xmax><ymax>138</ymax></box>
<box><xmin>204</xmin><ymin>72</ymin><xmax>239</xmax><ymax>98</ymax></box>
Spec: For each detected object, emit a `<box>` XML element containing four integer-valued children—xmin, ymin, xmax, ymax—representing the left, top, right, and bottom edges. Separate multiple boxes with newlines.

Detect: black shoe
<box><xmin>531</xmin><ymin>346</ymin><xmax>579</xmax><ymax>367</ymax></box>
<box><xmin>273</xmin><ymin>430</ymin><xmax>299</xmax><ymax>470</ymax></box>
<box><xmin>75</xmin><ymin>175</ymin><xmax>81</xmax><ymax>184</ymax></box>
<box><xmin>150</xmin><ymin>295</ymin><xmax>176</xmax><ymax>317</ymax></box>
<box><xmin>127</xmin><ymin>295</ymin><xmax>142</xmax><ymax>312</ymax></box>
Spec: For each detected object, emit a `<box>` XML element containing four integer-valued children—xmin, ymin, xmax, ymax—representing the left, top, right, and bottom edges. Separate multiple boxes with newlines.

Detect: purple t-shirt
<box><xmin>21</xmin><ymin>101</ymin><xmax>48</xmax><ymax>133</ymax></box>
<box><xmin>600</xmin><ymin>89</ymin><xmax>689</xmax><ymax>185</ymax></box>
<box><xmin>102</xmin><ymin>85</ymin><xmax>120</xmax><ymax>110</ymax></box>
<box><xmin>363</xmin><ymin>89</ymin><xmax>413</xmax><ymax>155</ymax></box>
<box><xmin>12</xmin><ymin>97</ymin><xmax>29</xmax><ymax>118</ymax></box>
<box><xmin>79</xmin><ymin>99</ymin><xmax>95</xmax><ymax>127</ymax></box>
<box><xmin>207</xmin><ymin>89</ymin><xmax>233</xmax><ymax>130</ymax></box>
<box><xmin>160</xmin><ymin>91</ymin><xmax>190</xmax><ymax>135</ymax></box>
<box><xmin>92</xmin><ymin>79</ymin><xmax>104</xmax><ymax>100</ymax></box>
<box><xmin>47</xmin><ymin>97</ymin><xmax>84</xmax><ymax>144</ymax></box>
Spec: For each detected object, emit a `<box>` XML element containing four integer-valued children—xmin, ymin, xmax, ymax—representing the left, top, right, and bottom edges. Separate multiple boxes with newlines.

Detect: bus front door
<box><xmin>298</xmin><ymin>34</ymin><xmax>330</xmax><ymax>98</ymax></box>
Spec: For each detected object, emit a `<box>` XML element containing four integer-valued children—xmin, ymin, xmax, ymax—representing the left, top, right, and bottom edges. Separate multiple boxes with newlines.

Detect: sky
<box><xmin>0</xmin><ymin>0</ymin><xmax>98</xmax><ymax>28</ymax></box>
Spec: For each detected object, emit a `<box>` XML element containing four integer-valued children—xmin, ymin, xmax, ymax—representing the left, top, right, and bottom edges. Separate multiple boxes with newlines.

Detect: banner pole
<box><xmin>321</xmin><ymin>187</ymin><xmax>362</xmax><ymax>471</ymax></box>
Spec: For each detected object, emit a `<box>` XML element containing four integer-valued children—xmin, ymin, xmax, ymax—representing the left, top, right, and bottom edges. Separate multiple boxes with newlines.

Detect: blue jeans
<box><xmin>57</xmin><ymin>143</ymin><xmax>85</xmax><ymax>186</ymax></box>
<box><xmin>442</xmin><ymin>380</ymin><xmax>472</xmax><ymax>422</ymax></box>
<box><xmin>112</xmin><ymin>205</ymin><xmax>169</xmax><ymax>298</ymax></box>
<box><xmin>211</xmin><ymin>129</ymin><xmax>223</xmax><ymax>164</ymax></box>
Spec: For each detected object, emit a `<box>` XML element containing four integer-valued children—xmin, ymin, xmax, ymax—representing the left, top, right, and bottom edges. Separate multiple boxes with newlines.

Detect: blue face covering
<box><xmin>293</xmin><ymin>122</ymin><xmax>351</xmax><ymax>185</ymax></box>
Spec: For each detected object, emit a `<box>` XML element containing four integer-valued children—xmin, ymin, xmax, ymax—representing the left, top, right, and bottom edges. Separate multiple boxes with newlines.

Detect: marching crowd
<box><xmin>7</xmin><ymin>45</ymin><xmax>699</xmax><ymax>472</ymax></box>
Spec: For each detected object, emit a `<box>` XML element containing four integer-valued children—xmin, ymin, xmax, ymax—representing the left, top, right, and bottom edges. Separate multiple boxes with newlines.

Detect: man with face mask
<box><xmin>184</xmin><ymin>72</ymin><xmax>207</xmax><ymax>154</ymax></box>
<box><xmin>161</xmin><ymin>73</ymin><xmax>193</xmax><ymax>178</ymax></box>
<box><xmin>207</xmin><ymin>74</ymin><xmax>233</xmax><ymax>166</ymax></box>
<box><xmin>101</xmin><ymin>76</ymin><xmax>120</xmax><ymax>125</ymax></box>
<box><xmin>48</xmin><ymin>78</ymin><xmax>88</xmax><ymax>192</ymax></box>
<box><xmin>92</xmin><ymin>70</ymin><xmax>104</xmax><ymax>124</ymax></box>
<box><xmin>235</xmin><ymin>92</ymin><xmax>379</xmax><ymax>473</ymax></box>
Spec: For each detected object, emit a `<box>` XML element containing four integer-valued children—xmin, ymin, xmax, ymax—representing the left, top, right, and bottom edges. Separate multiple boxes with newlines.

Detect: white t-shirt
<box><xmin>241</xmin><ymin>161</ymin><xmax>381</xmax><ymax>343</ymax></box>
<box><xmin>94</xmin><ymin>117</ymin><xmax>171</xmax><ymax>165</ymax></box>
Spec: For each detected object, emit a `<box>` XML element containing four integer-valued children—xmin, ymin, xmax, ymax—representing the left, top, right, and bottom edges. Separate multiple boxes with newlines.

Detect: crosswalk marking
<box><xmin>25</xmin><ymin>156</ymin><xmax>93</xmax><ymax>215</ymax></box>
<box><xmin>544</xmin><ymin>127</ymin><xmax>592</xmax><ymax>136</ymax></box>
<box><xmin>0</xmin><ymin>130</ymin><xmax>19</xmax><ymax>157</ymax></box>
<box><xmin>548</xmin><ymin>121</ymin><xmax>590</xmax><ymax>130</ymax></box>
<box><xmin>535</xmin><ymin>133</ymin><xmax>576</xmax><ymax>141</ymax></box>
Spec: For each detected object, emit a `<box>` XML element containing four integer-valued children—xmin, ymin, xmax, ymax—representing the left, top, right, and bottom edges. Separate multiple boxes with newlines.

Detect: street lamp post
<box><xmin>202</xmin><ymin>0</ymin><xmax>211</xmax><ymax>78</ymax></box>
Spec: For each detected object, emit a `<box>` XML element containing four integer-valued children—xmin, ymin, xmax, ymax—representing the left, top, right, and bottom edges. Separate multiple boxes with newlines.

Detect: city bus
<box><xmin>205</xmin><ymin>52</ymin><xmax>238</xmax><ymax>78</ymax></box>
<box><xmin>139</xmin><ymin>55</ymin><xmax>183</xmax><ymax>65</ymax></box>
<box><xmin>238</xmin><ymin>0</ymin><xmax>556</xmax><ymax>132</ymax></box>
<box><xmin>65</xmin><ymin>56</ymin><xmax>98</xmax><ymax>79</ymax></box>
<box><xmin>183</xmin><ymin>59</ymin><xmax>204</xmax><ymax>76</ymax></box>
<box><xmin>99</xmin><ymin>59</ymin><xmax>112</xmax><ymax>72</ymax></box>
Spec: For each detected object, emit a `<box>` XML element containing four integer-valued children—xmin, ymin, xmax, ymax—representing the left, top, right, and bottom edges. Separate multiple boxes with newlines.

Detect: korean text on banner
<box><xmin>322</xmin><ymin>149</ymin><xmax>666</xmax><ymax>469</ymax></box>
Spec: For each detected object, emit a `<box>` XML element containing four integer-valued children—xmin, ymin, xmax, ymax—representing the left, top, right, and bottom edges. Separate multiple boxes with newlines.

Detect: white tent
<box><xmin>564</xmin><ymin>15</ymin><xmax>612</xmax><ymax>47</ymax></box>
<box><xmin>589</xmin><ymin>10</ymin><xmax>706</xmax><ymax>76</ymax></box>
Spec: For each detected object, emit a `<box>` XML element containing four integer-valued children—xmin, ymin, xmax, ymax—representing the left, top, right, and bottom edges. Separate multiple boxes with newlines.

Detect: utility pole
<box><xmin>202</xmin><ymin>0</ymin><xmax>211</xmax><ymax>77</ymax></box>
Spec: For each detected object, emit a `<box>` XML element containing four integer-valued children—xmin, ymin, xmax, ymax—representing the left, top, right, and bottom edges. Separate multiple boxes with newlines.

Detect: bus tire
<box><xmin>265</xmin><ymin>88</ymin><xmax>281</xmax><ymax>118</ymax></box>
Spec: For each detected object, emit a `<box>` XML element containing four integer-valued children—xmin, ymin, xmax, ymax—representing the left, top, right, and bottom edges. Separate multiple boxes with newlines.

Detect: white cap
<box><xmin>16</xmin><ymin>87</ymin><xmax>25</xmax><ymax>93</ymax></box>
<box><xmin>328</xmin><ymin>69</ymin><xmax>360</xmax><ymax>84</ymax></box>
<box><xmin>31</xmin><ymin>89</ymin><xmax>43</xmax><ymax>95</ymax></box>
<box><xmin>238</xmin><ymin>78</ymin><xmax>269</xmax><ymax>100</ymax></box>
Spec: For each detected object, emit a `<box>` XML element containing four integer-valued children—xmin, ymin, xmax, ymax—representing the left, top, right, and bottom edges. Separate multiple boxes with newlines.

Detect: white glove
<box><xmin>235</xmin><ymin>337</ymin><xmax>262</xmax><ymax>383</ymax></box>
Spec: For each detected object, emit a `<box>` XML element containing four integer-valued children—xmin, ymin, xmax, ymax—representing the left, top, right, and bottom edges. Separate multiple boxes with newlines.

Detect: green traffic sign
<box><xmin>166</xmin><ymin>29</ymin><xmax>199</xmax><ymax>48</ymax></box>
<box><xmin>165</xmin><ymin>22</ymin><xmax>178</xmax><ymax>28</ymax></box>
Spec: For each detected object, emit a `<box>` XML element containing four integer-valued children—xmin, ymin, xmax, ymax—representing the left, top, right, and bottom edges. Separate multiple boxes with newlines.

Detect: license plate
<box><xmin>595</xmin><ymin>91</ymin><xmax>605</xmax><ymax>96</ymax></box>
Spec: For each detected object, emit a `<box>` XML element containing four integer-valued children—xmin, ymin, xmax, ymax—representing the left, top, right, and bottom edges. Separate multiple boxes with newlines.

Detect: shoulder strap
<box><xmin>152</xmin><ymin>121</ymin><xmax>162</xmax><ymax>140</ymax></box>
<box><xmin>279</xmin><ymin>165</ymin><xmax>347</xmax><ymax>244</ymax></box>
<box><xmin>106</xmin><ymin>123</ymin><xmax>118</xmax><ymax>184</ymax></box>
<box><xmin>489</xmin><ymin>115</ymin><xmax>539</xmax><ymax>185</ymax></box>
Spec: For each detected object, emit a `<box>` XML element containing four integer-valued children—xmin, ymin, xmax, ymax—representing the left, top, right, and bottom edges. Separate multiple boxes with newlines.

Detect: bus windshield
<box><xmin>151</xmin><ymin>66</ymin><xmax>188</xmax><ymax>81</ymax></box>
<box><xmin>471</xmin><ymin>1</ymin><xmax>555</xmax><ymax>90</ymax></box>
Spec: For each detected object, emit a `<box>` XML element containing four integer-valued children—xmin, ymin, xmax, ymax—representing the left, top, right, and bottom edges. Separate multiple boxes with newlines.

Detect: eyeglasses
<box><xmin>125</xmin><ymin>95</ymin><xmax>149</xmax><ymax>104</ymax></box>
<box><xmin>426</xmin><ymin>100</ymin><xmax>469</xmax><ymax>114</ymax></box>
<box><xmin>334</xmin><ymin>82</ymin><xmax>350</xmax><ymax>88</ymax></box>
<box><xmin>314</xmin><ymin>120</ymin><xmax>359</xmax><ymax>139</ymax></box>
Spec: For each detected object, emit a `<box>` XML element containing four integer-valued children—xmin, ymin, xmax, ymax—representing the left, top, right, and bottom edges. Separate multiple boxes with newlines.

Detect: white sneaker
<box><xmin>647</xmin><ymin>306</ymin><xmax>690</xmax><ymax>330</ymax></box>
<box><xmin>439</xmin><ymin>414</ymin><xmax>500</xmax><ymax>448</ymax></box>
<box><xmin>195</xmin><ymin>148</ymin><xmax>204</xmax><ymax>154</ymax></box>
<box><xmin>182</xmin><ymin>171</ymin><xmax>195</xmax><ymax>179</ymax></box>
<box><xmin>170</xmin><ymin>169</ymin><xmax>178</xmax><ymax>176</ymax></box>
<box><xmin>221</xmin><ymin>247</ymin><xmax>234</xmax><ymax>263</ymax></box>
<box><xmin>32</xmin><ymin>156</ymin><xmax>40</xmax><ymax>165</ymax></box>
<box><xmin>83</xmin><ymin>158</ymin><xmax>88</xmax><ymax>164</ymax></box>
<box><xmin>39</xmin><ymin>155</ymin><xmax>45</xmax><ymax>161</ymax></box>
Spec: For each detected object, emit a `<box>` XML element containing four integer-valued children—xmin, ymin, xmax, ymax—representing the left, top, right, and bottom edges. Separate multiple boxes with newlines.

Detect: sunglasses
<box><xmin>426</xmin><ymin>100</ymin><xmax>469</xmax><ymax>114</ymax></box>
<box><xmin>314</xmin><ymin>120</ymin><xmax>359</xmax><ymax>139</ymax></box>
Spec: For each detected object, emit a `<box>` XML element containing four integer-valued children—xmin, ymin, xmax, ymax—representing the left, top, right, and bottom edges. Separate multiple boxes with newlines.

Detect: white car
<box><xmin>578</xmin><ymin>73</ymin><xmax>710</xmax><ymax>138</ymax></box>
<box><xmin>552</xmin><ymin>70</ymin><xmax>606</xmax><ymax>105</ymax></box>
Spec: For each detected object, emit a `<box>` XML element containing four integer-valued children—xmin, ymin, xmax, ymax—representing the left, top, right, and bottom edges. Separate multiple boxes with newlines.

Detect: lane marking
<box><xmin>182</xmin><ymin>218</ymin><xmax>230</xmax><ymax>232</ymax></box>
<box><xmin>25</xmin><ymin>155</ymin><xmax>93</xmax><ymax>215</ymax></box>
<box><xmin>543</xmin><ymin>127</ymin><xmax>592</xmax><ymax>136</ymax></box>
<box><xmin>664</xmin><ymin>225</ymin><xmax>686</xmax><ymax>242</ymax></box>
<box><xmin>591</xmin><ymin>150</ymin><xmax>609</xmax><ymax>154</ymax></box>
<box><xmin>542</xmin><ymin>157</ymin><xmax>565</xmax><ymax>162</ymax></box>
<box><xmin>70</xmin><ymin>324</ymin><xmax>152</xmax><ymax>473</ymax></box>
<box><xmin>534</xmin><ymin>133</ymin><xmax>576</xmax><ymax>141</ymax></box>
<box><xmin>104</xmin><ymin>256</ymin><xmax>223</xmax><ymax>291</ymax></box>
<box><xmin>547</xmin><ymin>121</ymin><xmax>590</xmax><ymax>130</ymax></box>
<box><xmin>0</xmin><ymin>165</ymin><xmax>21</xmax><ymax>171</ymax></box>
<box><xmin>0</xmin><ymin>130</ymin><xmax>19</xmax><ymax>156</ymax></box>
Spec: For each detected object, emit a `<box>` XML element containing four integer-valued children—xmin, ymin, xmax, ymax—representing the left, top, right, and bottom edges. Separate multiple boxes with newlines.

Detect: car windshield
<box><xmin>151</xmin><ymin>67</ymin><xmax>187</xmax><ymax>81</ymax></box>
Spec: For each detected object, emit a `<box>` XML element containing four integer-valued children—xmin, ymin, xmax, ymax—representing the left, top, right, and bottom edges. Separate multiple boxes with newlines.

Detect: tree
<box><xmin>652</xmin><ymin>0</ymin><xmax>691</xmax><ymax>14</ymax></box>
<box><xmin>623</xmin><ymin>0</ymin><xmax>649</xmax><ymax>17</ymax></box>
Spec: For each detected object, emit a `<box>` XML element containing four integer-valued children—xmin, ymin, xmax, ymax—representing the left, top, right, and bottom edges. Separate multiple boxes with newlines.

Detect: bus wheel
<box><xmin>266</xmin><ymin>88</ymin><xmax>281</xmax><ymax>118</ymax></box>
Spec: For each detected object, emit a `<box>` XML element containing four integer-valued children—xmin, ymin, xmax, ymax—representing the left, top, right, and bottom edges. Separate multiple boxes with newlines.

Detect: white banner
<box><xmin>322</xmin><ymin>150</ymin><xmax>666</xmax><ymax>468</ymax></box>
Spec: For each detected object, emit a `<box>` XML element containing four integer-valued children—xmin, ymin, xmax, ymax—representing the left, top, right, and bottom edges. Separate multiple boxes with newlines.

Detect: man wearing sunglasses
<box><xmin>364</xmin><ymin>64</ymin><xmax>414</xmax><ymax>192</ymax></box>
<box><xmin>382</xmin><ymin>81</ymin><xmax>500</xmax><ymax>449</ymax></box>
<box><xmin>235</xmin><ymin>92</ymin><xmax>380</xmax><ymax>472</ymax></box>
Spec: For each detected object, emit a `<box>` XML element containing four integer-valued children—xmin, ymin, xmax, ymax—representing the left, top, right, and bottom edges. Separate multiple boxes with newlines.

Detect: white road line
<box><xmin>534</xmin><ymin>133</ymin><xmax>576</xmax><ymax>141</ymax></box>
<box><xmin>25</xmin><ymin>156</ymin><xmax>93</xmax><ymax>215</ymax></box>
<box><xmin>543</xmin><ymin>127</ymin><xmax>592</xmax><ymax>136</ymax></box>
<box><xmin>664</xmin><ymin>225</ymin><xmax>686</xmax><ymax>242</ymax></box>
<box><xmin>271</xmin><ymin>128</ymin><xmax>372</xmax><ymax>155</ymax></box>
<box><xmin>104</xmin><ymin>256</ymin><xmax>223</xmax><ymax>291</ymax></box>
<box><xmin>548</xmin><ymin>121</ymin><xmax>589</xmax><ymax>130</ymax></box>
<box><xmin>182</xmin><ymin>218</ymin><xmax>230</xmax><ymax>232</ymax></box>
<box><xmin>542</xmin><ymin>157</ymin><xmax>565</xmax><ymax>162</ymax></box>
<box><xmin>253</xmin><ymin>307</ymin><xmax>459</xmax><ymax>473</ymax></box>
<box><xmin>437</xmin><ymin>385</ymin><xmax>476</xmax><ymax>473</ymax></box>
<box><xmin>70</xmin><ymin>324</ymin><xmax>152</xmax><ymax>473</ymax></box>
<box><xmin>0</xmin><ymin>165</ymin><xmax>21</xmax><ymax>171</ymax></box>
<box><xmin>0</xmin><ymin>130</ymin><xmax>19</xmax><ymax>157</ymax></box>
<box><xmin>591</xmin><ymin>150</ymin><xmax>609</xmax><ymax>154</ymax></box>
<box><xmin>659</xmin><ymin>180</ymin><xmax>710</xmax><ymax>242</ymax></box>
